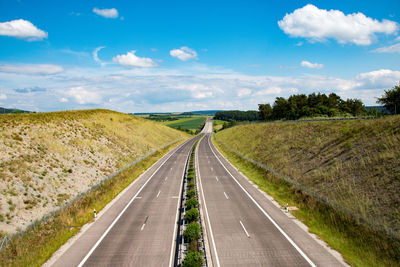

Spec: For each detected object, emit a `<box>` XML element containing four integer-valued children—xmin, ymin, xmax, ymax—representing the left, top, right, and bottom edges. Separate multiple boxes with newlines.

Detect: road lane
<box><xmin>197</xmin><ymin>120</ymin><xmax>344</xmax><ymax>266</ymax></box>
<box><xmin>51</xmin><ymin>136</ymin><xmax>198</xmax><ymax>267</ymax></box>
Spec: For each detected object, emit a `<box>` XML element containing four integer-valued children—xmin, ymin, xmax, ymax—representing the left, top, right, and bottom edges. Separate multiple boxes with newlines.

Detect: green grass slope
<box><xmin>215</xmin><ymin>116</ymin><xmax>400</xmax><ymax>266</ymax></box>
<box><xmin>0</xmin><ymin>109</ymin><xmax>189</xmax><ymax>234</ymax></box>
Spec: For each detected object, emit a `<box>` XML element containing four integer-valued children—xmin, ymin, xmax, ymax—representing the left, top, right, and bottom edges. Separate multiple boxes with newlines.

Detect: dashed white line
<box><xmin>197</xmin><ymin>137</ymin><xmax>221</xmax><ymax>267</ymax></box>
<box><xmin>165</xmin><ymin>176</ymin><xmax>168</xmax><ymax>181</ymax></box>
<box><xmin>157</xmin><ymin>190</ymin><xmax>161</xmax><ymax>198</ymax></box>
<box><xmin>239</xmin><ymin>220</ymin><xmax>250</xmax><ymax>238</ymax></box>
<box><xmin>215</xmin><ymin>176</ymin><xmax>219</xmax><ymax>182</ymax></box>
<box><xmin>223</xmin><ymin>192</ymin><xmax>229</xmax><ymax>199</ymax></box>
<box><xmin>207</xmin><ymin>135</ymin><xmax>316</xmax><ymax>267</ymax></box>
<box><xmin>210</xmin><ymin>167</ymin><xmax>213</xmax><ymax>171</ymax></box>
<box><xmin>141</xmin><ymin>224</ymin><xmax>146</xmax><ymax>231</ymax></box>
<box><xmin>77</xmin><ymin>139</ymin><xmax>190</xmax><ymax>267</ymax></box>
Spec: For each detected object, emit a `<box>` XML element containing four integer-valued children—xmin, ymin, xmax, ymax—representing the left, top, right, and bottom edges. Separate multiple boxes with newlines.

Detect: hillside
<box><xmin>0</xmin><ymin>109</ymin><xmax>188</xmax><ymax>234</ymax></box>
<box><xmin>214</xmin><ymin>117</ymin><xmax>400</xmax><ymax>240</ymax></box>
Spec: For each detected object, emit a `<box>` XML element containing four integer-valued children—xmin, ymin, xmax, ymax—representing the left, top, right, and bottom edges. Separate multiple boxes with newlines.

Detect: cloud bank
<box><xmin>0</xmin><ymin>64</ymin><xmax>63</xmax><ymax>75</ymax></box>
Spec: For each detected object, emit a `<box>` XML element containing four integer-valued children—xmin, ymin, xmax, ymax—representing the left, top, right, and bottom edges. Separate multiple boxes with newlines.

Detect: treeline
<box><xmin>259</xmin><ymin>93</ymin><xmax>369</xmax><ymax>121</ymax></box>
<box><xmin>214</xmin><ymin>110</ymin><xmax>259</xmax><ymax>121</ymax></box>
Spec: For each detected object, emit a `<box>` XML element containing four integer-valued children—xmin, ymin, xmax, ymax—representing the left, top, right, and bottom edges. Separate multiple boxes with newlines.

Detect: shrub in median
<box><xmin>184</xmin><ymin>222</ymin><xmax>201</xmax><ymax>243</ymax></box>
<box><xmin>186</xmin><ymin>189</ymin><xmax>196</xmax><ymax>199</ymax></box>
<box><xmin>184</xmin><ymin>208</ymin><xmax>199</xmax><ymax>222</ymax></box>
<box><xmin>183</xmin><ymin>251</ymin><xmax>203</xmax><ymax>267</ymax></box>
<box><xmin>187</xmin><ymin>182</ymin><xmax>195</xmax><ymax>189</ymax></box>
<box><xmin>186</xmin><ymin>198</ymin><xmax>198</xmax><ymax>210</ymax></box>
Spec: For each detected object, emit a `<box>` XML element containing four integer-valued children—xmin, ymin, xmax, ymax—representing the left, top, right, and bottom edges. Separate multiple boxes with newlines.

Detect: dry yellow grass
<box><xmin>0</xmin><ymin>109</ymin><xmax>189</xmax><ymax>234</ymax></box>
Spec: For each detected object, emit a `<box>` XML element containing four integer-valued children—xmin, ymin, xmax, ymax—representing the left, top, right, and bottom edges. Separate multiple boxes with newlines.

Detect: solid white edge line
<box><xmin>141</xmin><ymin>224</ymin><xmax>146</xmax><ymax>231</ymax></box>
<box><xmin>223</xmin><ymin>192</ymin><xmax>229</xmax><ymax>200</ymax></box>
<box><xmin>239</xmin><ymin>220</ymin><xmax>250</xmax><ymax>238</ymax></box>
<box><xmin>207</xmin><ymin>135</ymin><xmax>316</xmax><ymax>267</ymax></box>
<box><xmin>168</xmin><ymin>138</ymin><xmax>194</xmax><ymax>267</ymax></box>
<box><xmin>77</xmin><ymin>139</ymin><xmax>190</xmax><ymax>267</ymax></box>
<box><xmin>197</xmin><ymin>136</ymin><xmax>221</xmax><ymax>267</ymax></box>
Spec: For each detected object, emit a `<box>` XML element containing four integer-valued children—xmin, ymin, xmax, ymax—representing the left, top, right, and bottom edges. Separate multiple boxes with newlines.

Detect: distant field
<box><xmin>163</xmin><ymin>116</ymin><xmax>207</xmax><ymax>132</ymax></box>
<box><xmin>212</xmin><ymin>119</ymin><xmax>226</xmax><ymax>131</ymax></box>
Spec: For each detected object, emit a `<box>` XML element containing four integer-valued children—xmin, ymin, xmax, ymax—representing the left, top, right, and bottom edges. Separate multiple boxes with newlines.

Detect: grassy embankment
<box><xmin>0</xmin><ymin>109</ymin><xmax>189</xmax><ymax>266</ymax></box>
<box><xmin>213</xmin><ymin>117</ymin><xmax>400</xmax><ymax>266</ymax></box>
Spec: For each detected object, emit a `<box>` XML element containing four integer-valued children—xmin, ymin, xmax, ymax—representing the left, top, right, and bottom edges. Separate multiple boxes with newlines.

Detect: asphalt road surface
<box><xmin>197</xmin><ymin>120</ymin><xmax>344</xmax><ymax>266</ymax></box>
<box><xmin>51</xmin><ymin>137</ymin><xmax>198</xmax><ymax>267</ymax></box>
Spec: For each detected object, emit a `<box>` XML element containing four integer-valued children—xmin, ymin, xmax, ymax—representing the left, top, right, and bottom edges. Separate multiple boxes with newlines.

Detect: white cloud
<box><xmin>0</xmin><ymin>64</ymin><xmax>63</xmax><ymax>75</ymax></box>
<box><xmin>356</xmin><ymin>69</ymin><xmax>400</xmax><ymax>88</ymax></box>
<box><xmin>66</xmin><ymin>87</ymin><xmax>102</xmax><ymax>104</ymax></box>
<box><xmin>93</xmin><ymin>8</ymin><xmax>119</xmax><ymax>18</ymax></box>
<box><xmin>0</xmin><ymin>19</ymin><xmax>47</xmax><ymax>41</ymax></box>
<box><xmin>237</xmin><ymin>88</ymin><xmax>252</xmax><ymax>97</ymax></box>
<box><xmin>372</xmin><ymin>43</ymin><xmax>400</xmax><ymax>53</ymax></box>
<box><xmin>278</xmin><ymin>4</ymin><xmax>398</xmax><ymax>45</ymax></box>
<box><xmin>301</xmin><ymin>60</ymin><xmax>324</xmax><ymax>69</ymax></box>
<box><xmin>60</xmin><ymin>97</ymin><xmax>68</xmax><ymax>103</ymax></box>
<box><xmin>112</xmin><ymin>50</ymin><xmax>157</xmax><ymax>68</ymax></box>
<box><xmin>93</xmin><ymin>46</ymin><xmax>106</xmax><ymax>66</ymax></box>
<box><xmin>0</xmin><ymin>94</ymin><xmax>7</xmax><ymax>100</ymax></box>
<box><xmin>170</xmin><ymin>47</ymin><xmax>198</xmax><ymax>61</ymax></box>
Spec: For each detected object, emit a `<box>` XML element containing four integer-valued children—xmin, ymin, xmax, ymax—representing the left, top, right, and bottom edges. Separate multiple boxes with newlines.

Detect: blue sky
<box><xmin>0</xmin><ymin>0</ymin><xmax>399</xmax><ymax>112</ymax></box>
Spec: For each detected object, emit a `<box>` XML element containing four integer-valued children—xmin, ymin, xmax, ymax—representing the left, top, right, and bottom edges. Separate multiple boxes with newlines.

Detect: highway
<box><xmin>197</xmin><ymin>120</ymin><xmax>344</xmax><ymax>266</ymax></box>
<box><xmin>50</xmin><ymin>137</ymin><xmax>198</xmax><ymax>267</ymax></box>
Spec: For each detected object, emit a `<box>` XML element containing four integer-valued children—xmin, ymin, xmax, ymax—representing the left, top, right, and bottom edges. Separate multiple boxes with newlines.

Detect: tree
<box><xmin>258</xmin><ymin>104</ymin><xmax>272</xmax><ymax>121</ymax></box>
<box><xmin>377</xmin><ymin>85</ymin><xmax>400</xmax><ymax>115</ymax></box>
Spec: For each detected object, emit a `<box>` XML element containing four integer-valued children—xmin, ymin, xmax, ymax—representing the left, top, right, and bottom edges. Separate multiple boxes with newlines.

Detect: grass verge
<box><xmin>212</xmin><ymin>135</ymin><xmax>400</xmax><ymax>267</ymax></box>
<box><xmin>0</xmin><ymin>139</ymin><xmax>185</xmax><ymax>267</ymax></box>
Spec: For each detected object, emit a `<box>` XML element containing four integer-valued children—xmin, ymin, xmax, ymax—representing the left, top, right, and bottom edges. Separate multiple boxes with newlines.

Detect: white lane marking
<box><xmin>168</xmin><ymin>140</ymin><xmax>194</xmax><ymax>267</ymax></box>
<box><xmin>239</xmin><ymin>220</ymin><xmax>250</xmax><ymax>238</ymax></box>
<box><xmin>78</xmin><ymin>139</ymin><xmax>190</xmax><ymax>267</ymax></box>
<box><xmin>170</xmin><ymin>167</ymin><xmax>172</xmax><ymax>170</ymax></box>
<box><xmin>172</xmin><ymin>196</ymin><xmax>179</xmax><ymax>199</ymax></box>
<box><xmin>157</xmin><ymin>190</ymin><xmax>161</xmax><ymax>198</ymax></box>
<box><xmin>197</xmin><ymin>137</ymin><xmax>221</xmax><ymax>267</ymax></box>
<box><xmin>223</xmin><ymin>192</ymin><xmax>229</xmax><ymax>199</ymax></box>
<box><xmin>215</xmin><ymin>176</ymin><xmax>219</xmax><ymax>182</ymax></box>
<box><xmin>141</xmin><ymin>216</ymin><xmax>149</xmax><ymax>231</ymax></box>
<box><xmin>207</xmin><ymin>135</ymin><xmax>316</xmax><ymax>267</ymax></box>
<box><xmin>211</xmin><ymin>167</ymin><xmax>213</xmax><ymax>171</ymax></box>
<box><xmin>165</xmin><ymin>176</ymin><xmax>168</xmax><ymax>181</ymax></box>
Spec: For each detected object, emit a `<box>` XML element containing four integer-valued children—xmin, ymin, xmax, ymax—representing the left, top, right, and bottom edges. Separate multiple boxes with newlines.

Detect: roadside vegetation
<box><xmin>214</xmin><ymin>116</ymin><xmax>400</xmax><ymax>266</ymax></box>
<box><xmin>0</xmin><ymin>138</ymin><xmax>184</xmax><ymax>267</ymax></box>
<box><xmin>0</xmin><ymin>109</ymin><xmax>189</xmax><ymax>266</ymax></box>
